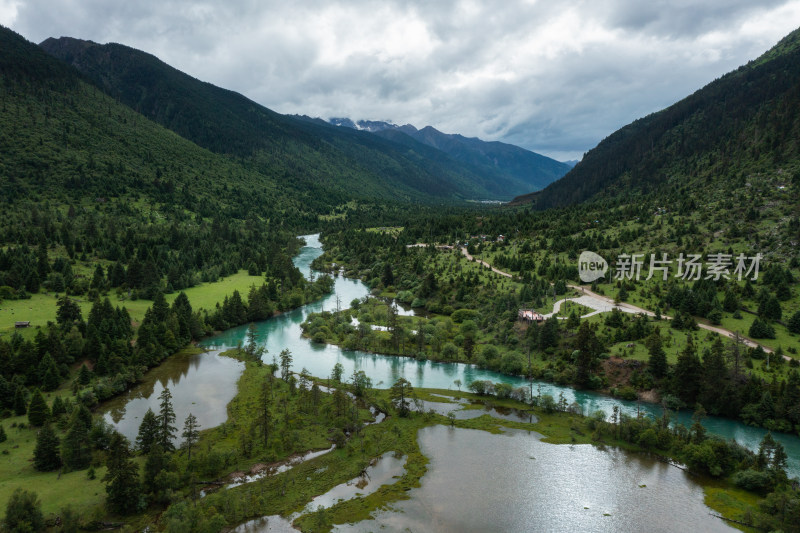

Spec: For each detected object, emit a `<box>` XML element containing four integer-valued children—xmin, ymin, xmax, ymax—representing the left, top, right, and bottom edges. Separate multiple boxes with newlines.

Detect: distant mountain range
<box><xmin>328</xmin><ymin>118</ymin><xmax>570</xmax><ymax>193</ymax></box>
<box><xmin>512</xmin><ymin>27</ymin><xmax>800</xmax><ymax>209</ymax></box>
<box><xmin>38</xmin><ymin>36</ymin><xmax>562</xmax><ymax>202</ymax></box>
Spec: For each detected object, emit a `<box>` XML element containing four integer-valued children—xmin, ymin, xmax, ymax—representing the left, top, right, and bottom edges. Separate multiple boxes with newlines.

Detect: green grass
<box><xmin>0</xmin><ymin>269</ymin><xmax>265</xmax><ymax>338</ymax></box>
<box><xmin>703</xmin><ymin>482</ymin><xmax>762</xmax><ymax>532</ymax></box>
<box><xmin>720</xmin><ymin>313</ymin><xmax>800</xmax><ymax>355</ymax></box>
<box><xmin>0</xmin><ymin>412</ymin><xmax>109</xmax><ymax>518</ymax></box>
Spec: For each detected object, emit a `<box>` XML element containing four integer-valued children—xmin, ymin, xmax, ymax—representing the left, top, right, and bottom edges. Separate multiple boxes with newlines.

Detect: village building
<box><xmin>518</xmin><ymin>309</ymin><xmax>544</xmax><ymax>323</ymax></box>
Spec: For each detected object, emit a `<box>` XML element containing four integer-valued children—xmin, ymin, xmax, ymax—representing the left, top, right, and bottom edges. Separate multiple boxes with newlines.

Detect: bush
<box><xmin>615</xmin><ymin>386</ymin><xmax>638</xmax><ymax>401</ymax></box>
<box><xmin>451</xmin><ymin>309</ymin><xmax>478</xmax><ymax>323</ymax></box>
<box><xmin>732</xmin><ymin>469</ymin><xmax>774</xmax><ymax>494</ymax></box>
<box><xmin>500</xmin><ymin>353</ymin><xmax>524</xmax><ymax>375</ymax></box>
<box><xmin>441</xmin><ymin>343</ymin><xmax>459</xmax><ymax>360</ymax></box>
<box><xmin>4</xmin><ymin>488</ymin><xmax>44</xmax><ymax>532</ymax></box>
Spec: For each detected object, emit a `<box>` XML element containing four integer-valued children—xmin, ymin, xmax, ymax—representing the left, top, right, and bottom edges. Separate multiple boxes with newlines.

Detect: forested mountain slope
<box><xmin>40</xmin><ymin>36</ymin><xmax>520</xmax><ymax>201</ymax></box>
<box><xmin>513</xmin><ymin>28</ymin><xmax>800</xmax><ymax>208</ymax></box>
<box><xmin>329</xmin><ymin>118</ymin><xmax>570</xmax><ymax>193</ymax></box>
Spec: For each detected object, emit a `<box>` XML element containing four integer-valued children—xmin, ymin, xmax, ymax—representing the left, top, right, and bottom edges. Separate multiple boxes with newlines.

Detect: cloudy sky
<box><xmin>3</xmin><ymin>1</ymin><xmax>800</xmax><ymax>161</ymax></box>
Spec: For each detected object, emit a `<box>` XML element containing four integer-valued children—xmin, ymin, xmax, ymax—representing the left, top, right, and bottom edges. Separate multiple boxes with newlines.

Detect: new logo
<box><xmin>578</xmin><ymin>251</ymin><xmax>607</xmax><ymax>283</ymax></box>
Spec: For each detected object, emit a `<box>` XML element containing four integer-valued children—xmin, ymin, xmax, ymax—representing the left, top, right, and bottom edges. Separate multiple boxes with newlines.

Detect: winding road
<box><xmin>457</xmin><ymin>246</ymin><xmax>782</xmax><ymax>357</ymax></box>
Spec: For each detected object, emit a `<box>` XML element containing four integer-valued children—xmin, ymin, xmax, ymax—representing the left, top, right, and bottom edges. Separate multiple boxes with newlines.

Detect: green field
<box><xmin>0</xmin><ymin>270</ymin><xmax>266</xmax><ymax>338</ymax></box>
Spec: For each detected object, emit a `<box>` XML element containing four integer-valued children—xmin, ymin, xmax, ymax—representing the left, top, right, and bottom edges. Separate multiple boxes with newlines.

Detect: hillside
<box><xmin>513</xmin><ymin>27</ymin><xmax>800</xmax><ymax>209</ymax></box>
<box><xmin>329</xmin><ymin>118</ymin><xmax>570</xmax><ymax>193</ymax></box>
<box><xmin>0</xmin><ymin>24</ymin><xmax>326</xmax><ymax>312</ymax></box>
<box><xmin>39</xmin><ymin>37</ymin><xmax>523</xmax><ymax>202</ymax></box>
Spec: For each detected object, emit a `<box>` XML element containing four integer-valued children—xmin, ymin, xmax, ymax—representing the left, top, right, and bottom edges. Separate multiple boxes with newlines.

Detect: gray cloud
<box><xmin>3</xmin><ymin>0</ymin><xmax>799</xmax><ymax>160</ymax></box>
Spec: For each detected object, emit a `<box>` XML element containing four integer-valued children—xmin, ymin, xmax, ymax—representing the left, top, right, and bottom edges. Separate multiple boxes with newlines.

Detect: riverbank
<box><xmin>195</xmin><ymin>362</ymin><xmax>765</xmax><ymax>532</ymax></box>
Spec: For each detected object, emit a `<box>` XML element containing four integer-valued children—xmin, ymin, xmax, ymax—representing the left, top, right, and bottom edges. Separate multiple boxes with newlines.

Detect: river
<box><xmin>99</xmin><ymin>233</ymin><xmax>800</xmax><ymax>506</ymax></box>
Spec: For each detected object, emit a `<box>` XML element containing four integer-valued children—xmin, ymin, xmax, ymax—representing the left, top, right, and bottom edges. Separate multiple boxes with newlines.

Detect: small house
<box><xmin>14</xmin><ymin>321</ymin><xmax>31</xmax><ymax>328</ymax></box>
<box><xmin>518</xmin><ymin>309</ymin><xmax>544</xmax><ymax>323</ymax></box>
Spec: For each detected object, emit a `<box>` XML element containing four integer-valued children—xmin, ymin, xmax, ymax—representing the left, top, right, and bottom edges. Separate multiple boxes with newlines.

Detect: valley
<box><xmin>1</xmin><ymin>16</ymin><xmax>800</xmax><ymax>533</ymax></box>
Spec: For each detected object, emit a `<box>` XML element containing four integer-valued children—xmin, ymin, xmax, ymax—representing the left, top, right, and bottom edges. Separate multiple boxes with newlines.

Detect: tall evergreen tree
<box><xmin>103</xmin><ymin>433</ymin><xmax>143</xmax><ymax>515</ymax></box>
<box><xmin>156</xmin><ymin>388</ymin><xmax>177</xmax><ymax>452</ymax></box>
<box><xmin>646</xmin><ymin>331</ymin><xmax>667</xmax><ymax>379</ymax></box>
<box><xmin>61</xmin><ymin>415</ymin><xmax>91</xmax><ymax>471</ymax></box>
<box><xmin>181</xmin><ymin>413</ymin><xmax>200</xmax><ymax>462</ymax></box>
<box><xmin>143</xmin><ymin>443</ymin><xmax>174</xmax><ymax>504</ymax></box>
<box><xmin>33</xmin><ymin>424</ymin><xmax>61</xmax><ymax>471</ymax></box>
<box><xmin>672</xmin><ymin>337</ymin><xmax>702</xmax><ymax>406</ymax></box>
<box><xmin>279</xmin><ymin>349</ymin><xmax>293</xmax><ymax>382</ymax></box>
<box><xmin>574</xmin><ymin>322</ymin><xmax>602</xmax><ymax>388</ymax></box>
<box><xmin>50</xmin><ymin>396</ymin><xmax>66</xmax><ymax>418</ymax></box>
<box><xmin>700</xmin><ymin>339</ymin><xmax>729</xmax><ymax>414</ymax></box>
<box><xmin>77</xmin><ymin>363</ymin><xmax>92</xmax><ymax>385</ymax></box>
<box><xmin>13</xmin><ymin>386</ymin><xmax>27</xmax><ymax>416</ymax></box>
<box><xmin>27</xmin><ymin>389</ymin><xmax>49</xmax><ymax>427</ymax></box>
<box><xmin>136</xmin><ymin>408</ymin><xmax>160</xmax><ymax>454</ymax></box>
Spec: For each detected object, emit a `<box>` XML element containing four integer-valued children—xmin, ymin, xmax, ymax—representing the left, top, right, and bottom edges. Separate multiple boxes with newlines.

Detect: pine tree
<box><xmin>156</xmin><ymin>388</ymin><xmax>176</xmax><ymax>452</ymax></box>
<box><xmin>788</xmin><ymin>310</ymin><xmax>800</xmax><ymax>334</ymax></box>
<box><xmin>646</xmin><ymin>331</ymin><xmax>668</xmax><ymax>379</ymax></box>
<box><xmin>699</xmin><ymin>338</ymin><xmax>728</xmax><ymax>415</ymax></box>
<box><xmin>103</xmin><ymin>433</ymin><xmax>143</xmax><ymax>515</ymax></box>
<box><xmin>33</xmin><ymin>424</ymin><xmax>61</xmax><ymax>471</ymax></box>
<box><xmin>151</xmin><ymin>291</ymin><xmax>170</xmax><ymax>322</ymax></box>
<box><xmin>50</xmin><ymin>396</ymin><xmax>66</xmax><ymax>418</ymax></box>
<box><xmin>181</xmin><ymin>413</ymin><xmax>200</xmax><ymax>462</ymax></box>
<box><xmin>143</xmin><ymin>443</ymin><xmax>170</xmax><ymax>504</ymax></box>
<box><xmin>389</xmin><ymin>378</ymin><xmax>413</xmax><ymax>416</ymax></box>
<box><xmin>39</xmin><ymin>353</ymin><xmax>60</xmax><ymax>391</ymax></box>
<box><xmin>56</xmin><ymin>296</ymin><xmax>82</xmax><ymax>330</ymax></box>
<box><xmin>672</xmin><ymin>337</ymin><xmax>702</xmax><ymax>406</ymax></box>
<box><xmin>12</xmin><ymin>386</ymin><xmax>27</xmax><ymax>416</ymax></box>
<box><xmin>0</xmin><ymin>425</ymin><xmax>6</xmax><ymax>443</ymax></box>
<box><xmin>279</xmin><ymin>349</ymin><xmax>293</xmax><ymax>382</ymax></box>
<box><xmin>90</xmin><ymin>263</ymin><xmax>106</xmax><ymax>290</ymax></box>
<box><xmin>27</xmin><ymin>389</ymin><xmax>49</xmax><ymax>427</ymax></box>
<box><xmin>722</xmin><ymin>290</ymin><xmax>739</xmax><ymax>313</ymax></box>
<box><xmin>749</xmin><ymin>317</ymin><xmax>775</xmax><ymax>339</ymax></box>
<box><xmin>77</xmin><ymin>363</ymin><xmax>92</xmax><ymax>385</ymax></box>
<box><xmin>136</xmin><ymin>408</ymin><xmax>160</xmax><ymax>454</ymax></box>
<box><xmin>62</xmin><ymin>415</ymin><xmax>91</xmax><ymax>471</ymax></box>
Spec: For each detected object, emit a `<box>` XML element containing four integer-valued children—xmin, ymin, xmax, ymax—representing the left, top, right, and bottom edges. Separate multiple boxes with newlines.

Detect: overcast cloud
<box><xmin>3</xmin><ymin>0</ymin><xmax>800</xmax><ymax>160</ymax></box>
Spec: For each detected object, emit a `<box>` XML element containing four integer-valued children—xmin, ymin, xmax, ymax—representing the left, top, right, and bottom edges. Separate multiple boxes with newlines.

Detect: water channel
<box><xmin>97</xmin><ymin>233</ymin><xmax>800</xmax><ymax>530</ymax></box>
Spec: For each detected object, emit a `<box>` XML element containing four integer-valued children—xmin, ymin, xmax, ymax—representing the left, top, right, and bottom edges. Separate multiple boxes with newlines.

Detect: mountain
<box><xmin>39</xmin><ymin>37</ymin><xmax>527</xmax><ymax>202</ymax></box>
<box><xmin>513</xmin><ymin>28</ymin><xmax>800</xmax><ymax>209</ymax></box>
<box><xmin>0</xmin><ymin>24</ymin><xmax>327</xmax><ymax>304</ymax></box>
<box><xmin>329</xmin><ymin>118</ymin><xmax>570</xmax><ymax>192</ymax></box>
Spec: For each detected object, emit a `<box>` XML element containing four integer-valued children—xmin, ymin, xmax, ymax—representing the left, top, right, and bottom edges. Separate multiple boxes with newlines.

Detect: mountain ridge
<box><xmin>39</xmin><ymin>36</ymin><xmax>535</xmax><ymax>202</ymax></box>
<box><xmin>328</xmin><ymin>118</ymin><xmax>570</xmax><ymax>192</ymax></box>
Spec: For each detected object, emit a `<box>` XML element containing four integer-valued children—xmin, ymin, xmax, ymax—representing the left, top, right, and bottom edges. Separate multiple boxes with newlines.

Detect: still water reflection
<box><xmin>335</xmin><ymin>426</ymin><xmax>734</xmax><ymax>533</ymax></box>
<box><xmin>99</xmin><ymin>349</ymin><xmax>243</xmax><ymax>442</ymax></box>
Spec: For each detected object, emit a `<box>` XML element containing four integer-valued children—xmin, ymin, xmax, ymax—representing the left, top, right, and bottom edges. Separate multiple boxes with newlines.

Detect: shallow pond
<box><xmin>334</xmin><ymin>425</ymin><xmax>734</xmax><ymax>533</ymax></box>
<box><xmin>99</xmin><ymin>349</ymin><xmax>243</xmax><ymax>443</ymax></box>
